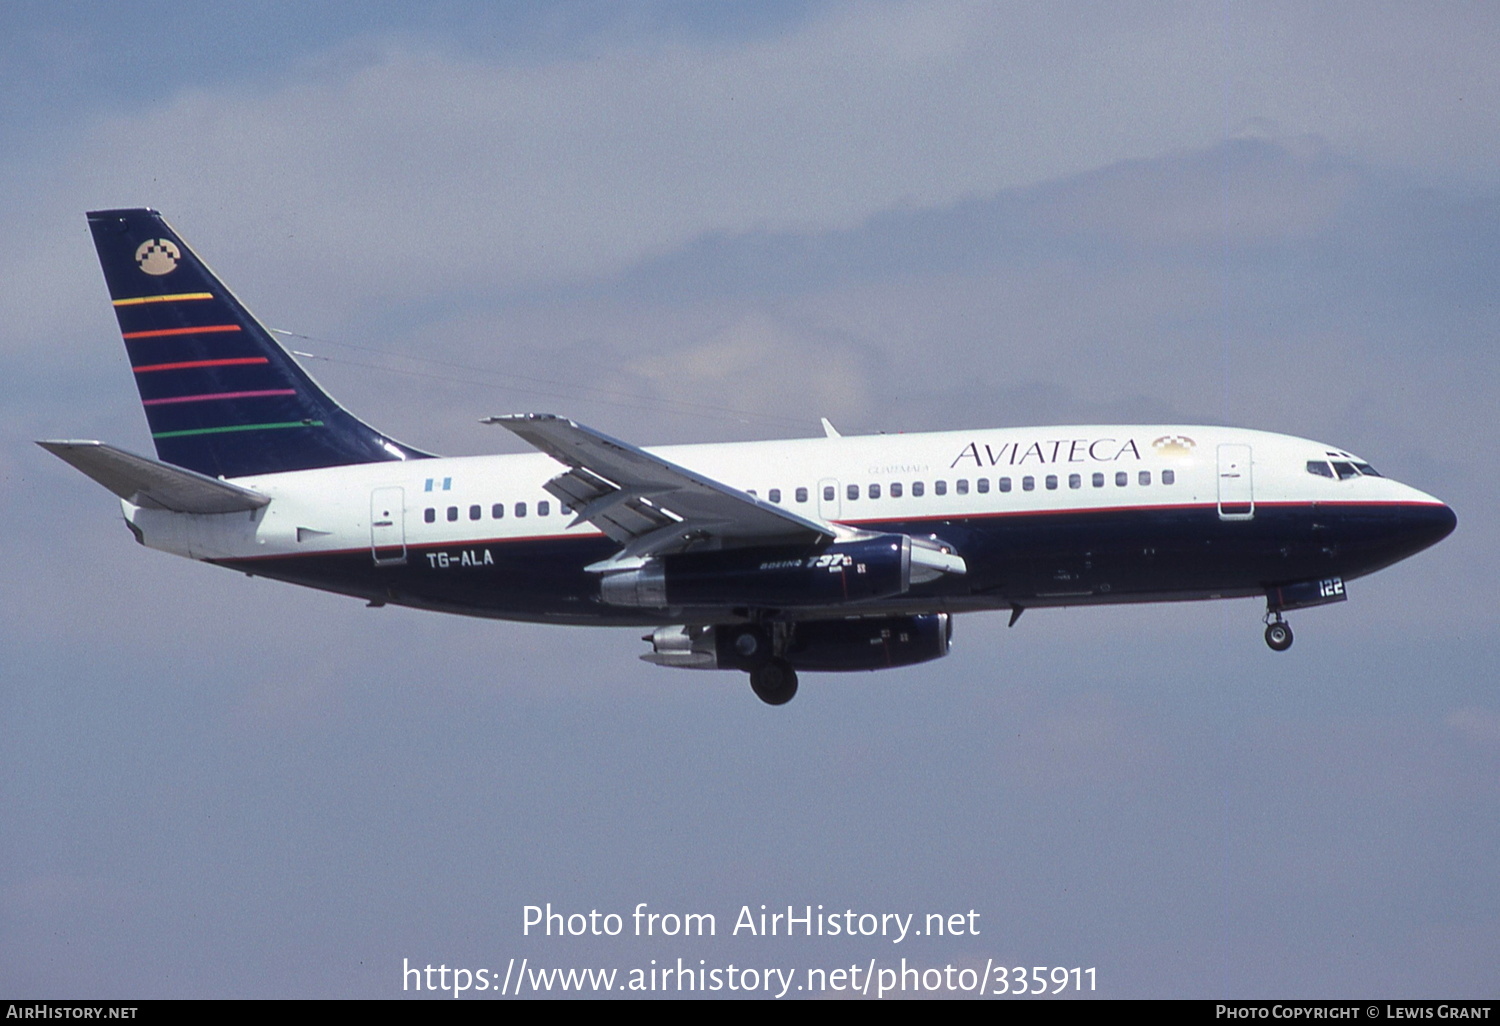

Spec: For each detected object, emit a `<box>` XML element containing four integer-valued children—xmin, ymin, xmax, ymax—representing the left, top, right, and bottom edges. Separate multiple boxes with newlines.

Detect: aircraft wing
<box><xmin>486</xmin><ymin>414</ymin><xmax>836</xmax><ymax>561</ymax></box>
<box><xmin>37</xmin><ymin>440</ymin><xmax>270</xmax><ymax>514</ymax></box>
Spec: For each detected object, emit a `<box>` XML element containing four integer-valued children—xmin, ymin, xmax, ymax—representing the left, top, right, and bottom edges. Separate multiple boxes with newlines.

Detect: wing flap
<box><xmin>543</xmin><ymin>467</ymin><xmax>678</xmax><ymax>545</ymax></box>
<box><xmin>37</xmin><ymin>440</ymin><xmax>270</xmax><ymax>514</ymax></box>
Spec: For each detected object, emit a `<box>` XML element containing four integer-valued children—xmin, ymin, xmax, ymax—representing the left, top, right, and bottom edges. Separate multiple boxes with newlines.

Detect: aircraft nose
<box><xmin>1402</xmin><ymin>501</ymin><xmax>1457</xmax><ymax>553</ymax></box>
<box><xmin>1435</xmin><ymin>502</ymin><xmax>1457</xmax><ymax>540</ymax></box>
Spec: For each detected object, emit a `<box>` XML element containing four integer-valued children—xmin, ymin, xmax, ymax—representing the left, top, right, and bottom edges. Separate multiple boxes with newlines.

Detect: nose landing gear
<box><xmin>1261</xmin><ymin>576</ymin><xmax>1349</xmax><ymax>651</ymax></box>
<box><xmin>1263</xmin><ymin>614</ymin><xmax>1293</xmax><ymax>652</ymax></box>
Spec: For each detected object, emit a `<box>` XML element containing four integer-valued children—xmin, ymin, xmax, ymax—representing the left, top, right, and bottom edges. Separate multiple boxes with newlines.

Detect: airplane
<box><xmin>40</xmin><ymin>208</ymin><xmax>1457</xmax><ymax>705</ymax></box>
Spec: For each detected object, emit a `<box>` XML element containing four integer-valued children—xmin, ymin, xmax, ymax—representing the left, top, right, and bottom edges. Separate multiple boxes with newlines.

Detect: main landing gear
<box><xmin>728</xmin><ymin>623</ymin><xmax>800</xmax><ymax>705</ymax></box>
<box><xmin>1263</xmin><ymin>614</ymin><xmax>1294</xmax><ymax>652</ymax></box>
<box><xmin>749</xmin><ymin>660</ymin><xmax>799</xmax><ymax>705</ymax></box>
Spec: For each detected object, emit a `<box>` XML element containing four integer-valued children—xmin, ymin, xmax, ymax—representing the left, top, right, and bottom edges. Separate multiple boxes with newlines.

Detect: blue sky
<box><xmin>3</xmin><ymin>1</ymin><xmax>1497</xmax><ymax>998</ymax></box>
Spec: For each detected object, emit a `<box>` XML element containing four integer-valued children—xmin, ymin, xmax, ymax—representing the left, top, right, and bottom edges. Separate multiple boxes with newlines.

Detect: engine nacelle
<box><xmin>601</xmin><ymin>535</ymin><xmax>914</xmax><ymax>608</ymax></box>
<box><xmin>783</xmin><ymin>613</ymin><xmax>951</xmax><ymax>671</ymax></box>
<box><xmin>643</xmin><ymin>614</ymin><xmax>952</xmax><ymax>673</ymax></box>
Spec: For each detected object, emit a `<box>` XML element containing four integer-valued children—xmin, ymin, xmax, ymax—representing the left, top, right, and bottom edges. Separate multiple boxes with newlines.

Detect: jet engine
<box><xmin>600</xmin><ymin>534</ymin><xmax>963</xmax><ymax>608</ymax></box>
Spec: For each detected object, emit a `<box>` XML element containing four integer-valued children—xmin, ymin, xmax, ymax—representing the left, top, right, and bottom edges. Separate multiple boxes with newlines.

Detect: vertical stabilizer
<box><xmin>87</xmin><ymin>208</ymin><xmax>432</xmax><ymax>478</ymax></box>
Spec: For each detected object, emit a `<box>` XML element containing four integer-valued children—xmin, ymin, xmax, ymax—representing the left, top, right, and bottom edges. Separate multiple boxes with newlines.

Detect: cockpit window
<box><xmin>1309</xmin><ymin>458</ymin><xmax>1381</xmax><ymax>479</ymax></box>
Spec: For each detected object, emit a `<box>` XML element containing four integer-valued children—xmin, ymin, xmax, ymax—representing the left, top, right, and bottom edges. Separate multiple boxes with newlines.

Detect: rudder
<box><xmin>87</xmin><ymin>208</ymin><xmax>432</xmax><ymax>478</ymax></box>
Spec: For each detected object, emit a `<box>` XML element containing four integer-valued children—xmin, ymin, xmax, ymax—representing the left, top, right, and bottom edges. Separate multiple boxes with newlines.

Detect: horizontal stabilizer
<box><xmin>36</xmin><ymin>440</ymin><xmax>270</xmax><ymax>514</ymax></box>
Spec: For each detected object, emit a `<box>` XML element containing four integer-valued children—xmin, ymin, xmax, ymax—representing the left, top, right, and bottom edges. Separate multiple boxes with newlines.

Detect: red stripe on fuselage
<box><xmin>832</xmin><ymin>498</ymin><xmax>1449</xmax><ymax>527</ymax></box>
<box><xmin>210</xmin><ymin>499</ymin><xmax>1448</xmax><ymax>562</ymax></box>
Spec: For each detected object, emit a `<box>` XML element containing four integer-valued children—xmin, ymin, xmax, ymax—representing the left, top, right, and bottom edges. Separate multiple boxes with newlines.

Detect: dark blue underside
<box><xmin>215</xmin><ymin>503</ymin><xmax>1457</xmax><ymax>625</ymax></box>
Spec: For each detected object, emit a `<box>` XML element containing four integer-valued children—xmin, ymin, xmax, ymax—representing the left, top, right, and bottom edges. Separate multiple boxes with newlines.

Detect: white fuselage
<box><xmin>124</xmin><ymin>424</ymin><xmax>1446</xmax><ymax>619</ymax></box>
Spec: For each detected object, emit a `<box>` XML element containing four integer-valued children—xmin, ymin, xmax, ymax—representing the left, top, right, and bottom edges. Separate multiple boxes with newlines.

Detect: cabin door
<box><xmin>370</xmin><ymin>487</ymin><xmax>408</xmax><ymax>565</ymax></box>
<box><xmin>1216</xmin><ymin>445</ymin><xmax>1254</xmax><ymax>520</ymax></box>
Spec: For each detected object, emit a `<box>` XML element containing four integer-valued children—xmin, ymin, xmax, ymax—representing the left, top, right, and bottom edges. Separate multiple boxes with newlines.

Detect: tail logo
<box><xmin>134</xmin><ymin>239</ymin><xmax>180</xmax><ymax>276</ymax></box>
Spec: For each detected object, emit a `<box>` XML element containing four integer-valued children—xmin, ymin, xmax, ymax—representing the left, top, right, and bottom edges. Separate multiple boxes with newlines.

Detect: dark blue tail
<box><xmin>87</xmin><ymin>208</ymin><xmax>433</xmax><ymax>478</ymax></box>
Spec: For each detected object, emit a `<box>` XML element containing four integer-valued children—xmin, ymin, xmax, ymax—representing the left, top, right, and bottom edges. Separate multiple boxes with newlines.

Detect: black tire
<box><xmin>1265</xmin><ymin>621</ymin><xmax>1293</xmax><ymax>652</ymax></box>
<box><xmin>749</xmin><ymin>659</ymin><xmax>799</xmax><ymax>705</ymax></box>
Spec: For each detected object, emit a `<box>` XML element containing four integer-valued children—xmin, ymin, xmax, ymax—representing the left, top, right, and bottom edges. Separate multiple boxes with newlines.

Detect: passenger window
<box><xmin>912</xmin><ymin>481</ymin><xmax>925</xmax><ymax>497</ymax></box>
<box><xmin>956</xmin><ymin>479</ymin><xmax>969</xmax><ymax>495</ymax></box>
<box><xmin>847</xmin><ymin>483</ymin><xmax>860</xmax><ymax>501</ymax></box>
<box><xmin>935</xmin><ymin>480</ymin><xmax>947</xmax><ymax>496</ymax></box>
<box><xmin>1139</xmin><ymin>471</ymin><xmax>1151</xmax><ymax>486</ymax></box>
<box><xmin>1043</xmin><ymin>475</ymin><xmax>1056</xmax><ymax>490</ymax></box>
<box><xmin>869</xmin><ymin>483</ymin><xmax>881</xmax><ymax>499</ymax></box>
<box><xmin>447</xmin><ymin>506</ymin><xmax>458</xmax><ymax>522</ymax></box>
<box><xmin>1162</xmin><ymin>469</ymin><xmax>1175</xmax><ymax>485</ymax></box>
<box><xmin>538</xmin><ymin>501</ymin><xmax>550</xmax><ymax>516</ymax></box>
<box><xmin>492</xmin><ymin>503</ymin><xmax>504</xmax><ymax>519</ymax></box>
<box><xmin>1092</xmin><ymin>472</ymin><xmax>1104</xmax><ymax>488</ymax></box>
<box><xmin>1115</xmin><ymin>472</ymin><xmax>1128</xmax><ymax>487</ymax></box>
<box><xmin>469</xmin><ymin>504</ymin><xmax>481</xmax><ymax>520</ymax></box>
<box><xmin>1022</xmin><ymin>476</ymin><xmax>1035</xmax><ymax>492</ymax></box>
<box><xmin>823</xmin><ymin>485</ymin><xmax>835</xmax><ymax>501</ymax></box>
<box><xmin>999</xmin><ymin>477</ymin><xmax>1012</xmax><ymax>493</ymax></box>
<box><xmin>890</xmin><ymin>482</ymin><xmax>903</xmax><ymax>498</ymax></box>
<box><xmin>976</xmin><ymin>478</ymin><xmax>989</xmax><ymax>493</ymax></box>
<box><xmin>1068</xmin><ymin>473</ymin><xmax>1081</xmax><ymax>489</ymax></box>
<box><xmin>769</xmin><ymin>488</ymin><xmax>781</xmax><ymax>503</ymax></box>
<box><xmin>795</xmin><ymin>487</ymin><xmax>808</xmax><ymax>503</ymax></box>
<box><xmin>424</xmin><ymin>508</ymin><xmax>435</xmax><ymax>524</ymax></box>
<box><xmin>515</xmin><ymin>502</ymin><xmax>527</xmax><ymax>518</ymax></box>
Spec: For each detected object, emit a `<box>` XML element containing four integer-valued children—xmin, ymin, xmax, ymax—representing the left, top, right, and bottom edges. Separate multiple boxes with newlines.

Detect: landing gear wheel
<box><xmin>749</xmin><ymin>659</ymin><xmax>799</xmax><ymax>705</ymax></box>
<box><xmin>1265</xmin><ymin>620</ymin><xmax>1293</xmax><ymax>652</ymax></box>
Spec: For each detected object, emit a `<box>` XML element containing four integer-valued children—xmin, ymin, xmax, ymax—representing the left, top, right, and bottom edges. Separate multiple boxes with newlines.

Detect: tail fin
<box><xmin>87</xmin><ymin>208</ymin><xmax>433</xmax><ymax>478</ymax></box>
